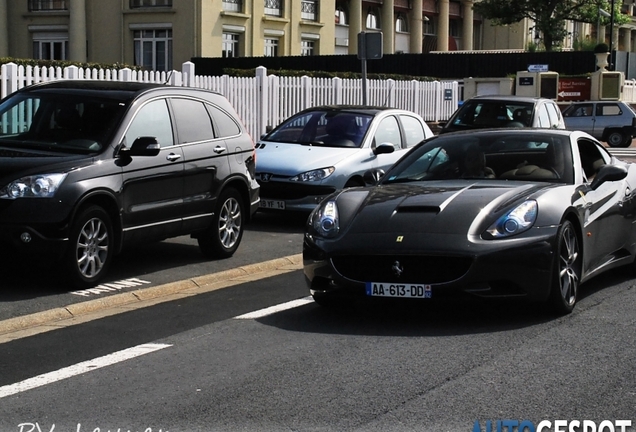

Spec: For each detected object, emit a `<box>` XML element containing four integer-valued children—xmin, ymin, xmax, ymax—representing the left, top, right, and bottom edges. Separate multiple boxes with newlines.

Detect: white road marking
<box><xmin>0</xmin><ymin>343</ymin><xmax>171</xmax><ymax>399</ymax></box>
<box><xmin>234</xmin><ymin>297</ymin><xmax>314</xmax><ymax>319</ymax></box>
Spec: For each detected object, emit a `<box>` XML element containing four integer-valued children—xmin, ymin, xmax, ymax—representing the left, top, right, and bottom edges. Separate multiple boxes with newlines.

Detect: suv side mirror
<box><xmin>122</xmin><ymin>137</ymin><xmax>161</xmax><ymax>157</ymax></box>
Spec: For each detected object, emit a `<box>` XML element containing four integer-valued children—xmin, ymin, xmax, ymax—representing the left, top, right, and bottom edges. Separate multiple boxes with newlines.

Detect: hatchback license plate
<box><xmin>260</xmin><ymin>199</ymin><xmax>286</xmax><ymax>210</ymax></box>
<box><xmin>365</xmin><ymin>282</ymin><xmax>432</xmax><ymax>298</ymax></box>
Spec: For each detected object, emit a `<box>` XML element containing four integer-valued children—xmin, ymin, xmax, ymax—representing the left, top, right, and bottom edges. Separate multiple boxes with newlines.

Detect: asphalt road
<box><xmin>1</xmin><ymin>146</ymin><xmax>636</xmax><ymax>431</ymax></box>
<box><xmin>1</xmin><ymin>263</ymin><xmax>636</xmax><ymax>431</ymax></box>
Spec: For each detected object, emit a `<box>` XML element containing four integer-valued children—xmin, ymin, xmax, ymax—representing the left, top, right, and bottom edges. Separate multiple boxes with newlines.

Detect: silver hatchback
<box><xmin>255</xmin><ymin>105</ymin><xmax>433</xmax><ymax>212</ymax></box>
<box><xmin>562</xmin><ymin>100</ymin><xmax>636</xmax><ymax>148</ymax></box>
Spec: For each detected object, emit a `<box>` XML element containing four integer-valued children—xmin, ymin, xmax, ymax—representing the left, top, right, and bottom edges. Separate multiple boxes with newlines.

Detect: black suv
<box><xmin>0</xmin><ymin>81</ymin><xmax>259</xmax><ymax>287</ymax></box>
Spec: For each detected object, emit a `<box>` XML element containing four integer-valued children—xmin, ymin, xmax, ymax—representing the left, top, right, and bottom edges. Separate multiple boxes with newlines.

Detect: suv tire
<box><xmin>198</xmin><ymin>187</ymin><xmax>244</xmax><ymax>258</ymax></box>
<box><xmin>63</xmin><ymin>205</ymin><xmax>114</xmax><ymax>289</ymax></box>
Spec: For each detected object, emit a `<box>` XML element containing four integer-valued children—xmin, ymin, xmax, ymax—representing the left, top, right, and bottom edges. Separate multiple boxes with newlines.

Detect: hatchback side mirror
<box><xmin>373</xmin><ymin>143</ymin><xmax>395</xmax><ymax>156</ymax></box>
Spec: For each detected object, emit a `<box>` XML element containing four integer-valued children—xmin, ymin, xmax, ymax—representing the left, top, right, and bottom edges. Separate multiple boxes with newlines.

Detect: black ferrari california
<box><xmin>303</xmin><ymin>128</ymin><xmax>636</xmax><ymax>314</ymax></box>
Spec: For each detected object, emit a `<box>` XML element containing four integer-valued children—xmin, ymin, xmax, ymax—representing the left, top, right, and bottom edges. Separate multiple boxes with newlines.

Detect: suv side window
<box><xmin>537</xmin><ymin>106</ymin><xmax>550</xmax><ymax>128</ymax></box>
<box><xmin>399</xmin><ymin>115</ymin><xmax>426</xmax><ymax>148</ymax></box>
<box><xmin>171</xmin><ymin>98</ymin><xmax>214</xmax><ymax>144</ymax></box>
<box><xmin>596</xmin><ymin>103</ymin><xmax>622</xmax><ymax>116</ymax></box>
<box><xmin>126</xmin><ymin>99</ymin><xmax>174</xmax><ymax>147</ymax></box>
<box><xmin>207</xmin><ymin>105</ymin><xmax>241</xmax><ymax>138</ymax></box>
<box><xmin>546</xmin><ymin>103</ymin><xmax>562</xmax><ymax>128</ymax></box>
<box><xmin>374</xmin><ymin>115</ymin><xmax>402</xmax><ymax>150</ymax></box>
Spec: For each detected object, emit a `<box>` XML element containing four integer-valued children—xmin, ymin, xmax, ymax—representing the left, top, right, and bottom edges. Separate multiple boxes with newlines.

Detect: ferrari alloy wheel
<box><xmin>64</xmin><ymin>205</ymin><xmax>113</xmax><ymax>288</ymax></box>
<box><xmin>549</xmin><ymin>220</ymin><xmax>581</xmax><ymax>314</ymax></box>
<box><xmin>198</xmin><ymin>187</ymin><xmax>244</xmax><ymax>258</ymax></box>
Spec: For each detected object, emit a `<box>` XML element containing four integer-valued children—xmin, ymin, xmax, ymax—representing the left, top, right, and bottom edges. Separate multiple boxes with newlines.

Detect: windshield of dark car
<box><xmin>0</xmin><ymin>92</ymin><xmax>126</xmax><ymax>154</ymax></box>
<box><xmin>263</xmin><ymin>110</ymin><xmax>373</xmax><ymax>148</ymax></box>
<box><xmin>384</xmin><ymin>132</ymin><xmax>574</xmax><ymax>184</ymax></box>
<box><xmin>445</xmin><ymin>100</ymin><xmax>534</xmax><ymax>131</ymax></box>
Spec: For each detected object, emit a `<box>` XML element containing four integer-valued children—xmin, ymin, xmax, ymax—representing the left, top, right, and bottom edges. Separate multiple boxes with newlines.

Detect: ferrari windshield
<box><xmin>0</xmin><ymin>92</ymin><xmax>126</xmax><ymax>154</ymax></box>
<box><xmin>264</xmin><ymin>110</ymin><xmax>373</xmax><ymax>148</ymax></box>
<box><xmin>385</xmin><ymin>132</ymin><xmax>574</xmax><ymax>184</ymax></box>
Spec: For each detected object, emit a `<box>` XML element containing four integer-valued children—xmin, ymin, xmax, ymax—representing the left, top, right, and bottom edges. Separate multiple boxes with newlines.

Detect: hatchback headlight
<box><xmin>0</xmin><ymin>173</ymin><xmax>68</xmax><ymax>199</ymax></box>
<box><xmin>290</xmin><ymin>167</ymin><xmax>335</xmax><ymax>182</ymax></box>
<box><xmin>485</xmin><ymin>200</ymin><xmax>537</xmax><ymax>238</ymax></box>
<box><xmin>309</xmin><ymin>199</ymin><xmax>340</xmax><ymax>238</ymax></box>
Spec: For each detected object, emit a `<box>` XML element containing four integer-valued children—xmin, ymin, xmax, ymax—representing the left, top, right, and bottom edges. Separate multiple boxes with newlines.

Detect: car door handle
<box><xmin>214</xmin><ymin>146</ymin><xmax>227</xmax><ymax>154</ymax></box>
<box><xmin>166</xmin><ymin>153</ymin><xmax>181</xmax><ymax>161</ymax></box>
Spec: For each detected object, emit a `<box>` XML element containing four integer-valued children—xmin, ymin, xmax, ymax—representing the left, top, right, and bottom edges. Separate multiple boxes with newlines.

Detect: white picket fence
<box><xmin>0</xmin><ymin>61</ymin><xmax>459</xmax><ymax>141</ymax></box>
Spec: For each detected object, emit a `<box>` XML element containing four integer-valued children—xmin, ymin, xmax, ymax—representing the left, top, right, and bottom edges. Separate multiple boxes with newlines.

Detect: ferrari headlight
<box><xmin>290</xmin><ymin>167</ymin><xmax>335</xmax><ymax>182</ymax></box>
<box><xmin>486</xmin><ymin>200</ymin><xmax>537</xmax><ymax>238</ymax></box>
<box><xmin>310</xmin><ymin>199</ymin><xmax>340</xmax><ymax>238</ymax></box>
<box><xmin>0</xmin><ymin>173</ymin><xmax>67</xmax><ymax>199</ymax></box>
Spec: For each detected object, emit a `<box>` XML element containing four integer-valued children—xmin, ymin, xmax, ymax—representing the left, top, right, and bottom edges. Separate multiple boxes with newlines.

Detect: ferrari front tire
<box><xmin>548</xmin><ymin>220</ymin><xmax>581</xmax><ymax>314</ymax></box>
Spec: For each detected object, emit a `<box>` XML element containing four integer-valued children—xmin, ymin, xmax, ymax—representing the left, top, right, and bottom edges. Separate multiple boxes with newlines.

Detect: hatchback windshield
<box><xmin>0</xmin><ymin>93</ymin><xmax>126</xmax><ymax>154</ymax></box>
<box><xmin>385</xmin><ymin>132</ymin><xmax>574</xmax><ymax>184</ymax></box>
<box><xmin>265</xmin><ymin>110</ymin><xmax>373</xmax><ymax>148</ymax></box>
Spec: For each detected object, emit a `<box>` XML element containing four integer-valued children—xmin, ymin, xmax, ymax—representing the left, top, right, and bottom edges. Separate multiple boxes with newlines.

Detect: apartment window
<box><xmin>28</xmin><ymin>0</ymin><xmax>67</xmax><ymax>11</ymax></box>
<box><xmin>265</xmin><ymin>0</ymin><xmax>283</xmax><ymax>17</ymax></box>
<box><xmin>133</xmin><ymin>29</ymin><xmax>173</xmax><ymax>72</ymax></box>
<box><xmin>449</xmin><ymin>20</ymin><xmax>460</xmax><ymax>37</ymax></box>
<box><xmin>301</xmin><ymin>40</ymin><xmax>315</xmax><ymax>56</ymax></box>
<box><xmin>423</xmin><ymin>17</ymin><xmax>434</xmax><ymax>35</ymax></box>
<box><xmin>264</xmin><ymin>38</ymin><xmax>279</xmax><ymax>56</ymax></box>
<box><xmin>335</xmin><ymin>5</ymin><xmax>347</xmax><ymax>25</ymax></box>
<box><xmin>223</xmin><ymin>33</ymin><xmax>240</xmax><ymax>58</ymax></box>
<box><xmin>33</xmin><ymin>34</ymin><xmax>68</xmax><ymax>60</ymax></box>
<box><xmin>130</xmin><ymin>0</ymin><xmax>172</xmax><ymax>7</ymax></box>
<box><xmin>301</xmin><ymin>0</ymin><xmax>318</xmax><ymax>21</ymax></box>
<box><xmin>366</xmin><ymin>9</ymin><xmax>380</xmax><ymax>30</ymax></box>
<box><xmin>396</xmin><ymin>14</ymin><xmax>408</xmax><ymax>33</ymax></box>
<box><xmin>222</xmin><ymin>0</ymin><xmax>243</xmax><ymax>12</ymax></box>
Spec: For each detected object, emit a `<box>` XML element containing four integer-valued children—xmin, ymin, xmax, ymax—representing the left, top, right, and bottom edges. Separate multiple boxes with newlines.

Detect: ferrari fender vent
<box><xmin>331</xmin><ymin>255</ymin><xmax>472</xmax><ymax>284</ymax></box>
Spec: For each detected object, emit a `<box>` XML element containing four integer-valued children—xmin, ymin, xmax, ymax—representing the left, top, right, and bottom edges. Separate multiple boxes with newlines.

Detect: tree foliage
<box><xmin>473</xmin><ymin>0</ymin><xmax>630</xmax><ymax>52</ymax></box>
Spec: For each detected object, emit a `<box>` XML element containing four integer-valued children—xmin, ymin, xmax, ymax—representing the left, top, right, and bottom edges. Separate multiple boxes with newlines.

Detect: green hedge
<box><xmin>222</xmin><ymin>67</ymin><xmax>438</xmax><ymax>81</ymax></box>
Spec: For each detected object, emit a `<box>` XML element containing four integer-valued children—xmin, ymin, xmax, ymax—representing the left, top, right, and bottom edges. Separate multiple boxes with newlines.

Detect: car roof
<box><xmin>16</xmin><ymin>80</ymin><xmax>221</xmax><ymax>102</ymax></box>
<box><xmin>297</xmin><ymin>105</ymin><xmax>411</xmax><ymax>116</ymax></box>
<box><xmin>466</xmin><ymin>95</ymin><xmax>555</xmax><ymax>103</ymax></box>
<box><xmin>434</xmin><ymin>127</ymin><xmax>574</xmax><ymax>139</ymax></box>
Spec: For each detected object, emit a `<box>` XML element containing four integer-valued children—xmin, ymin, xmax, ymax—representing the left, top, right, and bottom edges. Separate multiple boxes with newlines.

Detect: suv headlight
<box><xmin>485</xmin><ymin>200</ymin><xmax>537</xmax><ymax>238</ymax></box>
<box><xmin>308</xmin><ymin>199</ymin><xmax>340</xmax><ymax>238</ymax></box>
<box><xmin>0</xmin><ymin>173</ymin><xmax>68</xmax><ymax>199</ymax></box>
<box><xmin>290</xmin><ymin>167</ymin><xmax>335</xmax><ymax>182</ymax></box>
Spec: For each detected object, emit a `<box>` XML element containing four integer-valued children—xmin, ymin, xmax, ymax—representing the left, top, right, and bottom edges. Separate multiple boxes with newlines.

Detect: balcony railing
<box><xmin>301</xmin><ymin>0</ymin><xmax>317</xmax><ymax>21</ymax></box>
<box><xmin>264</xmin><ymin>0</ymin><xmax>282</xmax><ymax>17</ymax></box>
<box><xmin>130</xmin><ymin>0</ymin><xmax>172</xmax><ymax>8</ymax></box>
<box><xmin>222</xmin><ymin>0</ymin><xmax>243</xmax><ymax>13</ymax></box>
<box><xmin>28</xmin><ymin>0</ymin><xmax>67</xmax><ymax>11</ymax></box>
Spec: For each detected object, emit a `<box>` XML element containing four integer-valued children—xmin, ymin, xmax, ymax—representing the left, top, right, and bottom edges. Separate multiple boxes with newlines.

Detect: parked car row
<box><xmin>2</xmin><ymin>81</ymin><xmax>635</xmax><ymax>316</ymax></box>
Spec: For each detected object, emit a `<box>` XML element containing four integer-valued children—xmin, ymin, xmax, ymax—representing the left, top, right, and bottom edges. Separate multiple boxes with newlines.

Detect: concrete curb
<box><xmin>0</xmin><ymin>254</ymin><xmax>303</xmax><ymax>343</ymax></box>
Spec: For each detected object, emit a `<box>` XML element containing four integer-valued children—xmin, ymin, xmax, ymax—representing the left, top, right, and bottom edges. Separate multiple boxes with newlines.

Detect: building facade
<box><xmin>0</xmin><ymin>0</ymin><xmax>634</xmax><ymax>72</ymax></box>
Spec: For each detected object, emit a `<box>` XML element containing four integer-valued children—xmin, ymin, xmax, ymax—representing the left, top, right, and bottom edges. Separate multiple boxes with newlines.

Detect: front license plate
<box><xmin>365</xmin><ymin>282</ymin><xmax>432</xmax><ymax>298</ymax></box>
<box><xmin>259</xmin><ymin>199</ymin><xmax>286</xmax><ymax>210</ymax></box>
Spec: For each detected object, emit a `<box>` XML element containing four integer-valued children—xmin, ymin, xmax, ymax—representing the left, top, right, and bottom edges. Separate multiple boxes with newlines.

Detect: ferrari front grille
<box><xmin>331</xmin><ymin>255</ymin><xmax>473</xmax><ymax>284</ymax></box>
